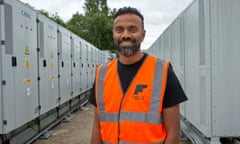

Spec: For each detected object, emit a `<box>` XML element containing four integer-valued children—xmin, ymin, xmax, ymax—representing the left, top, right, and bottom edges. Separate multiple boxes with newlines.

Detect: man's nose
<box><xmin>121</xmin><ymin>30</ymin><xmax>131</xmax><ymax>39</ymax></box>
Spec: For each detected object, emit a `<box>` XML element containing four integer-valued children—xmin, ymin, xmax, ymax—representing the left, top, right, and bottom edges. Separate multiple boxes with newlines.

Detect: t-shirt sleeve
<box><xmin>163</xmin><ymin>63</ymin><xmax>188</xmax><ymax>108</ymax></box>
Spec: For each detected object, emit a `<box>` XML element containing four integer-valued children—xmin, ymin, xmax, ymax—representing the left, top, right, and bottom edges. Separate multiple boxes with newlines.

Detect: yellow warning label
<box><xmin>24</xmin><ymin>78</ymin><xmax>32</xmax><ymax>85</ymax></box>
<box><xmin>50</xmin><ymin>62</ymin><xmax>54</xmax><ymax>69</ymax></box>
<box><xmin>25</xmin><ymin>47</ymin><xmax>30</xmax><ymax>55</ymax></box>
<box><xmin>25</xmin><ymin>58</ymin><xmax>30</xmax><ymax>69</ymax></box>
<box><xmin>50</xmin><ymin>75</ymin><xmax>55</xmax><ymax>80</ymax></box>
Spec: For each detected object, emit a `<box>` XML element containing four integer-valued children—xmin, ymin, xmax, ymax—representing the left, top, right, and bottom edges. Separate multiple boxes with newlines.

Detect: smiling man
<box><xmin>90</xmin><ymin>7</ymin><xmax>187</xmax><ymax>144</ymax></box>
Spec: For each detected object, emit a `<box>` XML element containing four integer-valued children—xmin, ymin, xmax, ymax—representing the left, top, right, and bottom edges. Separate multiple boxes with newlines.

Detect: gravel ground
<box><xmin>33</xmin><ymin>104</ymin><xmax>94</xmax><ymax>144</ymax></box>
<box><xmin>32</xmin><ymin>103</ymin><xmax>192</xmax><ymax>144</ymax></box>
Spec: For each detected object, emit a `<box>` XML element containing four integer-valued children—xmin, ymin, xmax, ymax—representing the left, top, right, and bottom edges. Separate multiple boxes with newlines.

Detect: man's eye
<box><xmin>115</xmin><ymin>27</ymin><xmax>123</xmax><ymax>33</ymax></box>
<box><xmin>129</xmin><ymin>27</ymin><xmax>137</xmax><ymax>33</ymax></box>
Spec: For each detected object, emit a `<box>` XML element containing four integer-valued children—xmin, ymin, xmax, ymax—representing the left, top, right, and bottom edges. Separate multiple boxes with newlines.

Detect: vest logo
<box><xmin>132</xmin><ymin>84</ymin><xmax>148</xmax><ymax>100</ymax></box>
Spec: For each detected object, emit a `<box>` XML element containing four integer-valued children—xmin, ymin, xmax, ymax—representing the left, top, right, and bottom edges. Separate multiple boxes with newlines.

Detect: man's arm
<box><xmin>91</xmin><ymin>108</ymin><xmax>103</xmax><ymax>144</ymax></box>
<box><xmin>163</xmin><ymin>104</ymin><xmax>180</xmax><ymax>144</ymax></box>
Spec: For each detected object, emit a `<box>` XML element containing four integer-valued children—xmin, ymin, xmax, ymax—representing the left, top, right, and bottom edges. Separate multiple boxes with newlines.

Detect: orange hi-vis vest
<box><xmin>95</xmin><ymin>55</ymin><xmax>169</xmax><ymax>144</ymax></box>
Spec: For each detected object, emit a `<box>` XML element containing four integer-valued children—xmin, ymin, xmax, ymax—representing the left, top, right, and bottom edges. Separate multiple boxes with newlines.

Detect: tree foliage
<box><xmin>67</xmin><ymin>0</ymin><xmax>115</xmax><ymax>52</ymax></box>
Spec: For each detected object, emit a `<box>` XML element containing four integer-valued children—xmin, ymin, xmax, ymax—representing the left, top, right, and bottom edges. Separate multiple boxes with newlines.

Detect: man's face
<box><xmin>113</xmin><ymin>13</ymin><xmax>146</xmax><ymax>57</ymax></box>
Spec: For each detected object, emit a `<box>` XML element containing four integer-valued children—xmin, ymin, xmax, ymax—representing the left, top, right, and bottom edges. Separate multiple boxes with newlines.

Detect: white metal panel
<box><xmin>87</xmin><ymin>44</ymin><xmax>92</xmax><ymax>89</ymax></box>
<box><xmin>58</xmin><ymin>25</ymin><xmax>71</xmax><ymax>104</ymax></box>
<box><xmin>95</xmin><ymin>48</ymin><xmax>100</xmax><ymax>65</ymax></box>
<box><xmin>71</xmin><ymin>33</ymin><xmax>81</xmax><ymax>97</ymax></box>
<box><xmin>183</xmin><ymin>0</ymin><xmax>201</xmax><ymax>131</ymax></box>
<box><xmin>155</xmin><ymin>40</ymin><xmax>160</xmax><ymax>58</ymax></box>
<box><xmin>152</xmin><ymin>37</ymin><xmax>160</xmax><ymax>58</ymax></box>
<box><xmin>170</xmin><ymin>17</ymin><xmax>182</xmax><ymax>82</ymax></box>
<box><xmin>1</xmin><ymin>0</ymin><xmax>38</xmax><ymax>133</ymax></box>
<box><xmin>162</xmin><ymin>29</ymin><xmax>171</xmax><ymax>61</ymax></box>
<box><xmin>92</xmin><ymin>47</ymin><xmax>97</xmax><ymax>84</ymax></box>
<box><xmin>89</xmin><ymin>46</ymin><xmax>93</xmax><ymax>86</ymax></box>
<box><xmin>1</xmin><ymin>1</ymin><xmax>16</xmax><ymax>133</ymax></box>
<box><xmin>84</xmin><ymin>42</ymin><xmax>88</xmax><ymax>90</ymax></box>
<box><xmin>159</xmin><ymin>36</ymin><xmax>164</xmax><ymax>59</ymax></box>
<box><xmin>91</xmin><ymin>46</ymin><xmax>95</xmax><ymax>85</ymax></box>
<box><xmin>80</xmin><ymin>40</ymin><xmax>88</xmax><ymax>91</ymax></box>
<box><xmin>210</xmin><ymin>0</ymin><xmax>240</xmax><ymax>136</ymax></box>
<box><xmin>169</xmin><ymin>17</ymin><xmax>187</xmax><ymax>116</ymax></box>
<box><xmin>197</xmin><ymin>0</ymin><xmax>212</xmax><ymax>136</ymax></box>
<box><xmin>37</xmin><ymin>14</ymin><xmax>59</xmax><ymax>114</ymax></box>
<box><xmin>148</xmin><ymin>41</ymin><xmax>156</xmax><ymax>57</ymax></box>
<box><xmin>146</xmin><ymin>0</ymin><xmax>240</xmax><ymax>139</ymax></box>
<box><xmin>0</xmin><ymin>1</ymin><xmax>4</xmax><ymax>133</ymax></box>
<box><xmin>79</xmin><ymin>39</ymin><xmax>84</xmax><ymax>92</ymax></box>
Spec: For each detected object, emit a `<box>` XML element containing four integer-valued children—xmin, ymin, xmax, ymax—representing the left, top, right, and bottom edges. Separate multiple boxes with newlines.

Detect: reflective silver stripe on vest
<box><xmin>97</xmin><ymin>58</ymin><xmax>165</xmax><ymax>124</ymax></box>
<box><xmin>150</xmin><ymin>59</ymin><xmax>164</xmax><ymax>112</ymax></box>
<box><xmin>99</xmin><ymin>112</ymin><xmax>119</xmax><ymax>122</ymax></box>
<box><xmin>103</xmin><ymin>141</ymin><xmax>164</xmax><ymax>144</ymax></box>
<box><xmin>97</xmin><ymin>63</ymin><xmax>108</xmax><ymax>111</ymax></box>
<box><xmin>100</xmin><ymin>111</ymin><xmax>162</xmax><ymax>124</ymax></box>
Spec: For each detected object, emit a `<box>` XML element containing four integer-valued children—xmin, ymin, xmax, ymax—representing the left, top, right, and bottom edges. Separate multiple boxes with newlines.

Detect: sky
<box><xmin>19</xmin><ymin>0</ymin><xmax>194</xmax><ymax>49</ymax></box>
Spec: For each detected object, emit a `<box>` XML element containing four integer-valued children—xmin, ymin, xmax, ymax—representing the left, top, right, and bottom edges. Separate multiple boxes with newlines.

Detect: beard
<box><xmin>114</xmin><ymin>38</ymin><xmax>141</xmax><ymax>57</ymax></box>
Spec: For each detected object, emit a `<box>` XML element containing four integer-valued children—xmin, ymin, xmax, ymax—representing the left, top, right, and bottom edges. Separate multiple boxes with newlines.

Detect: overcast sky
<box><xmin>19</xmin><ymin>0</ymin><xmax>193</xmax><ymax>49</ymax></box>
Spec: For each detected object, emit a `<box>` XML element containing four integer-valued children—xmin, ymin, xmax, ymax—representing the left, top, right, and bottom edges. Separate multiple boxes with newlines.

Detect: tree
<box><xmin>67</xmin><ymin>0</ymin><xmax>115</xmax><ymax>52</ymax></box>
<box><xmin>66</xmin><ymin>12</ymin><xmax>85</xmax><ymax>36</ymax></box>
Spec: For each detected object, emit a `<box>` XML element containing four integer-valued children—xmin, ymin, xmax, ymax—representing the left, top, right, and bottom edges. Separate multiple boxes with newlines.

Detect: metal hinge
<box><xmin>1</xmin><ymin>40</ymin><xmax>5</xmax><ymax>45</ymax></box>
<box><xmin>0</xmin><ymin>0</ymin><xmax>4</xmax><ymax>5</ymax></box>
<box><xmin>2</xmin><ymin>80</ymin><xmax>6</xmax><ymax>85</ymax></box>
<box><xmin>36</xmin><ymin>18</ymin><xmax>40</xmax><ymax>23</ymax></box>
<box><xmin>3</xmin><ymin>120</ymin><xmax>7</xmax><ymax>125</ymax></box>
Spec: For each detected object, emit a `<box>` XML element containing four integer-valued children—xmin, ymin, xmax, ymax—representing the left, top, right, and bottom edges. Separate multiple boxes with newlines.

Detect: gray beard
<box><xmin>114</xmin><ymin>41</ymin><xmax>141</xmax><ymax>57</ymax></box>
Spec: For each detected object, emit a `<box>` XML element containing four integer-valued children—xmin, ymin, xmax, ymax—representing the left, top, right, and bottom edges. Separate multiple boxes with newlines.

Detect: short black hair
<box><xmin>114</xmin><ymin>7</ymin><xmax>144</xmax><ymax>29</ymax></box>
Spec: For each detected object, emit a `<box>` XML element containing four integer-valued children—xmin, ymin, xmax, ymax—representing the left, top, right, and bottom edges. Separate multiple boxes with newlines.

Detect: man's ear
<box><xmin>141</xmin><ymin>30</ymin><xmax>146</xmax><ymax>42</ymax></box>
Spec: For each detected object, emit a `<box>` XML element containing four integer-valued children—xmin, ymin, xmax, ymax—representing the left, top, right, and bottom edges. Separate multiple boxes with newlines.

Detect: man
<box><xmin>90</xmin><ymin>7</ymin><xmax>187</xmax><ymax>144</ymax></box>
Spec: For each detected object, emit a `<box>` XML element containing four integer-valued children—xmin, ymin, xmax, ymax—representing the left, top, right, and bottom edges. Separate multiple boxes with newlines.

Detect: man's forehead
<box><xmin>114</xmin><ymin>13</ymin><xmax>142</xmax><ymax>25</ymax></box>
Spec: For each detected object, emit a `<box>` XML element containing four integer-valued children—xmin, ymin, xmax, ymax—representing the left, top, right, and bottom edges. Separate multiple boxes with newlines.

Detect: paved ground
<box><xmin>32</xmin><ymin>103</ymin><xmax>192</xmax><ymax>144</ymax></box>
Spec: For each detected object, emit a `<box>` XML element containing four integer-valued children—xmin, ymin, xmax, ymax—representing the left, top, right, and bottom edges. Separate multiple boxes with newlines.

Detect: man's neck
<box><xmin>119</xmin><ymin>51</ymin><xmax>144</xmax><ymax>65</ymax></box>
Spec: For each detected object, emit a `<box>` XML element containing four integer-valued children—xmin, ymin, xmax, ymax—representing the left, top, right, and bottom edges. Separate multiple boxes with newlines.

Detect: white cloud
<box><xmin>19</xmin><ymin>0</ymin><xmax>193</xmax><ymax>49</ymax></box>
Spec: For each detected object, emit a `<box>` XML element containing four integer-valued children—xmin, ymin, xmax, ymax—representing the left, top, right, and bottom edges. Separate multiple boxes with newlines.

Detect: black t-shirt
<box><xmin>89</xmin><ymin>53</ymin><xmax>187</xmax><ymax>108</ymax></box>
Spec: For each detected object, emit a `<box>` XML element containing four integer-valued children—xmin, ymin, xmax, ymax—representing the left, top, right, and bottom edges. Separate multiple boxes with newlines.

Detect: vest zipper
<box><xmin>117</xmin><ymin>93</ymin><xmax>125</xmax><ymax>144</ymax></box>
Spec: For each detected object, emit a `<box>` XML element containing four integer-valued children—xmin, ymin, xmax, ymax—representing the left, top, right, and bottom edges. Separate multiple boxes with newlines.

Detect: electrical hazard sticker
<box><xmin>24</xmin><ymin>78</ymin><xmax>32</xmax><ymax>85</ymax></box>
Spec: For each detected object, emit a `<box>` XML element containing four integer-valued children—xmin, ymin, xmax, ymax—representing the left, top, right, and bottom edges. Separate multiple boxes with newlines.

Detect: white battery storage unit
<box><xmin>0</xmin><ymin>0</ymin><xmax>4</xmax><ymax>133</ymax></box>
<box><xmin>0</xmin><ymin>0</ymin><xmax>38</xmax><ymax>133</ymax></box>
<box><xmin>147</xmin><ymin>0</ymin><xmax>240</xmax><ymax>139</ymax></box>
<box><xmin>58</xmin><ymin>25</ymin><xmax>72</xmax><ymax>104</ymax></box>
<box><xmin>37</xmin><ymin>13</ymin><xmax>59</xmax><ymax>114</ymax></box>
<box><xmin>71</xmin><ymin>33</ymin><xmax>81</xmax><ymax>97</ymax></box>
